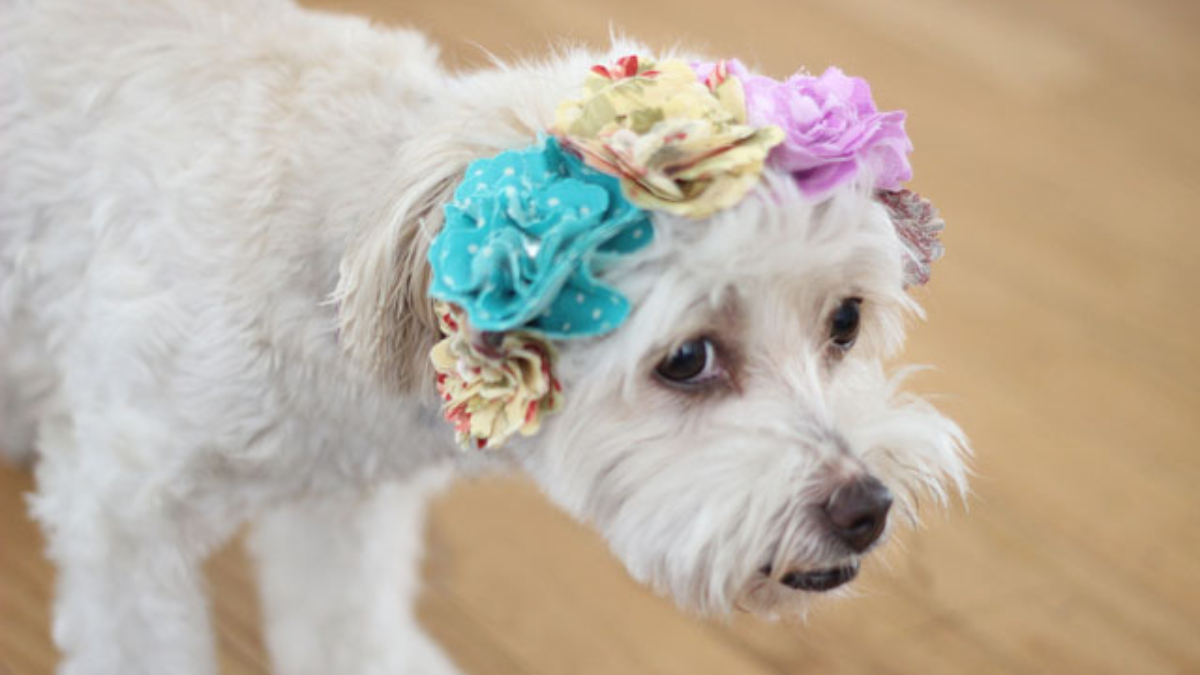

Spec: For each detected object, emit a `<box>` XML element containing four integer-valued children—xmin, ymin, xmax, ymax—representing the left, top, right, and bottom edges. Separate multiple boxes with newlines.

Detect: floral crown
<box><xmin>427</xmin><ymin>55</ymin><xmax>944</xmax><ymax>450</ymax></box>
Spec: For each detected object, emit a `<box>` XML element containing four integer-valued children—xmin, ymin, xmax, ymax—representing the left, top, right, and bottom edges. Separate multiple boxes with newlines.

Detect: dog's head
<box><xmin>335</xmin><ymin>48</ymin><xmax>968</xmax><ymax>618</ymax></box>
<box><xmin>518</xmin><ymin>175</ymin><xmax>967</xmax><ymax>617</ymax></box>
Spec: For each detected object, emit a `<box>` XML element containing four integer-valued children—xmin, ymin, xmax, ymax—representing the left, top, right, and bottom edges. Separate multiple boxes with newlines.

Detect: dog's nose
<box><xmin>823</xmin><ymin>475</ymin><xmax>892</xmax><ymax>552</ymax></box>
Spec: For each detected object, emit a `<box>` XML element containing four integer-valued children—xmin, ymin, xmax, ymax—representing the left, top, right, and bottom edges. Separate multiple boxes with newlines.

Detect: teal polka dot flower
<box><xmin>428</xmin><ymin>137</ymin><xmax>654</xmax><ymax>338</ymax></box>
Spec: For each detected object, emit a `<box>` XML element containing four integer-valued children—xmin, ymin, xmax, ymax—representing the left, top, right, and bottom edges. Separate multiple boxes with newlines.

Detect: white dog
<box><xmin>0</xmin><ymin>1</ymin><xmax>968</xmax><ymax>673</ymax></box>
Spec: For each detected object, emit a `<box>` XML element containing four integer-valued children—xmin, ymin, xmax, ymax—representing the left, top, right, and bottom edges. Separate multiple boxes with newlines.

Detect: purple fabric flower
<box><xmin>694</xmin><ymin>60</ymin><xmax>913</xmax><ymax>198</ymax></box>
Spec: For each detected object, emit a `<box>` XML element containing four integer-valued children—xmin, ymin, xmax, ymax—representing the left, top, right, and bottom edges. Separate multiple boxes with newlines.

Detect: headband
<box><xmin>427</xmin><ymin>55</ymin><xmax>943</xmax><ymax>449</ymax></box>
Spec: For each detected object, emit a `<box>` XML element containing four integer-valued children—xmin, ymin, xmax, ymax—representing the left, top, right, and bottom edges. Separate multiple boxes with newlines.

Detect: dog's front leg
<box><xmin>248</xmin><ymin>466</ymin><xmax>462</xmax><ymax>675</ymax></box>
<box><xmin>31</xmin><ymin>421</ymin><xmax>223</xmax><ymax>675</ymax></box>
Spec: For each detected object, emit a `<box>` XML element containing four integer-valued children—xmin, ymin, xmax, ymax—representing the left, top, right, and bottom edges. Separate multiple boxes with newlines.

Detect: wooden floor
<box><xmin>3</xmin><ymin>0</ymin><xmax>1199</xmax><ymax>673</ymax></box>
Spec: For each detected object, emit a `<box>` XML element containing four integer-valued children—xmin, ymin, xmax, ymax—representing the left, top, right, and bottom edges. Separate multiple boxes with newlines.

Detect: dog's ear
<box><xmin>333</xmin><ymin>134</ymin><xmax>477</xmax><ymax>393</ymax></box>
<box><xmin>878</xmin><ymin>189</ymin><xmax>945</xmax><ymax>288</ymax></box>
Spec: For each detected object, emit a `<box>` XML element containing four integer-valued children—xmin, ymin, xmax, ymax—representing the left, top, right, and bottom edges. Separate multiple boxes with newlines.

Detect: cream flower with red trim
<box><xmin>430</xmin><ymin>303</ymin><xmax>563</xmax><ymax>450</ymax></box>
<box><xmin>554</xmin><ymin>56</ymin><xmax>783</xmax><ymax>219</ymax></box>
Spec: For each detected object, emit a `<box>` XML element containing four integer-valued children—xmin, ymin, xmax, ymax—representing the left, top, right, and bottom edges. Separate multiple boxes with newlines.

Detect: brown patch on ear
<box><xmin>331</xmin><ymin>82</ymin><xmax>559</xmax><ymax>393</ymax></box>
<box><xmin>334</xmin><ymin>158</ymin><xmax>466</xmax><ymax>394</ymax></box>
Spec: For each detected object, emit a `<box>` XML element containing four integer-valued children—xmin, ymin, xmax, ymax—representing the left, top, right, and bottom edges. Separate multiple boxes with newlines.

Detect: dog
<box><xmin>0</xmin><ymin>1</ymin><xmax>969</xmax><ymax>673</ymax></box>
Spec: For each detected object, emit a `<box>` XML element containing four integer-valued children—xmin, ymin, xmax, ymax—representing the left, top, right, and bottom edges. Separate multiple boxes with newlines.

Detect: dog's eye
<box><xmin>829</xmin><ymin>298</ymin><xmax>862</xmax><ymax>349</ymax></box>
<box><xmin>655</xmin><ymin>337</ymin><xmax>721</xmax><ymax>386</ymax></box>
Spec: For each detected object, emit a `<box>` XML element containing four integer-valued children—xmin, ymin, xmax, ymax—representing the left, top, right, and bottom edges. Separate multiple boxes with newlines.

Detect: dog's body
<box><xmin>0</xmin><ymin>1</ymin><xmax>968</xmax><ymax>674</ymax></box>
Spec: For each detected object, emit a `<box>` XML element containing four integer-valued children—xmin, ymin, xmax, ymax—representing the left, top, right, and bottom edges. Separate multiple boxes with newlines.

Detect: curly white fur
<box><xmin>0</xmin><ymin>1</ymin><xmax>969</xmax><ymax>673</ymax></box>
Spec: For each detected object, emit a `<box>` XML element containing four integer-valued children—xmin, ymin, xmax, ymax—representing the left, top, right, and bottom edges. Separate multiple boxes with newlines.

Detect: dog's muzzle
<box><xmin>759</xmin><ymin>474</ymin><xmax>893</xmax><ymax>593</ymax></box>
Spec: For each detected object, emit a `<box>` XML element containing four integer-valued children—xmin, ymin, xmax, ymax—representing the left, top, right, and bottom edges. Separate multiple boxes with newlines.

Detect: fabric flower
<box><xmin>693</xmin><ymin>60</ymin><xmax>912</xmax><ymax>199</ymax></box>
<box><xmin>431</xmin><ymin>303</ymin><xmax>563</xmax><ymax>450</ymax></box>
<box><xmin>554</xmin><ymin>57</ymin><xmax>784</xmax><ymax>219</ymax></box>
<box><xmin>590</xmin><ymin>54</ymin><xmax>659</xmax><ymax>80</ymax></box>
<box><xmin>878</xmin><ymin>189</ymin><xmax>944</xmax><ymax>286</ymax></box>
<box><xmin>428</xmin><ymin>137</ymin><xmax>653</xmax><ymax>338</ymax></box>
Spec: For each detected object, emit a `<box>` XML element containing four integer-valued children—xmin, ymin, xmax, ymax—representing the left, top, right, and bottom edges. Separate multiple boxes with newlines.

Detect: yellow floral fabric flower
<box><xmin>554</xmin><ymin>56</ymin><xmax>784</xmax><ymax>219</ymax></box>
<box><xmin>430</xmin><ymin>303</ymin><xmax>563</xmax><ymax>450</ymax></box>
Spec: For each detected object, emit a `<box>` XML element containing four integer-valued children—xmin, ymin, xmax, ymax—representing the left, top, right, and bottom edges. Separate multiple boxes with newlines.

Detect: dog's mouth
<box><xmin>761</xmin><ymin>562</ymin><xmax>859</xmax><ymax>592</ymax></box>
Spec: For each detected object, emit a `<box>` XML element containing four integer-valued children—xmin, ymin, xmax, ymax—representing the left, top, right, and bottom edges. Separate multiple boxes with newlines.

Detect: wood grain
<box><xmin>3</xmin><ymin>0</ymin><xmax>1198</xmax><ymax>672</ymax></box>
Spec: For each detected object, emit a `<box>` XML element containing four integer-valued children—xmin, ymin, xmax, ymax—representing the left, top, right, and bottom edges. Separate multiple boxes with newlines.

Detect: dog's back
<box><xmin>0</xmin><ymin>0</ymin><xmax>287</xmax><ymax>459</ymax></box>
<box><xmin>0</xmin><ymin>0</ymin><xmax>444</xmax><ymax>461</ymax></box>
